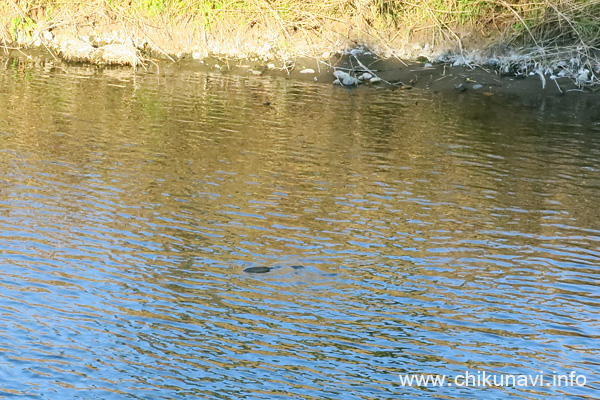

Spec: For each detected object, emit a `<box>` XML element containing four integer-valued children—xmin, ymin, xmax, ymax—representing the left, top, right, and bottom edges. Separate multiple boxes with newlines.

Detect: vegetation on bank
<box><xmin>1</xmin><ymin>0</ymin><xmax>600</xmax><ymax>86</ymax></box>
<box><xmin>2</xmin><ymin>0</ymin><xmax>600</xmax><ymax>48</ymax></box>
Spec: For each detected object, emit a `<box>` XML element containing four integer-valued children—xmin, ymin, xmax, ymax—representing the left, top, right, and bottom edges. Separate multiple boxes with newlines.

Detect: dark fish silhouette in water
<box><xmin>244</xmin><ymin>265</ymin><xmax>304</xmax><ymax>274</ymax></box>
<box><xmin>243</xmin><ymin>266</ymin><xmax>271</xmax><ymax>274</ymax></box>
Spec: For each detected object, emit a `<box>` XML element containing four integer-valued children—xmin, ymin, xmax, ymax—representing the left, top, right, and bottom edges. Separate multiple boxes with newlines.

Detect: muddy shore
<box><xmin>3</xmin><ymin>41</ymin><xmax>597</xmax><ymax>106</ymax></box>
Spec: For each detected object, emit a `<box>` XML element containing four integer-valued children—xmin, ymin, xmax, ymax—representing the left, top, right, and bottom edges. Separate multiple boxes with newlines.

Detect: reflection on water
<box><xmin>0</xmin><ymin>59</ymin><xmax>598</xmax><ymax>399</ymax></box>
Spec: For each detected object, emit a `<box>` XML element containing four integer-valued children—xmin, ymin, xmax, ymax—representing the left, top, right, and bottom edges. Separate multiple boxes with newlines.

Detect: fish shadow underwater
<box><xmin>242</xmin><ymin>264</ymin><xmax>339</xmax><ymax>287</ymax></box>
<box><xmin>244</xmin><ymin>265</ymin><xmax>305</xmax><ymax>274</ymax></box>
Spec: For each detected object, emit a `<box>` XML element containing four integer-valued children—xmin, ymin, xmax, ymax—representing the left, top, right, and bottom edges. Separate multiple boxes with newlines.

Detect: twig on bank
<box><xmin>552</xmin><ymin>76</ymin><xmax>563</xmax><ymax>93</ymax></box>
<box><xmin>352</xmin><ymin>54</ymin><xmax>391</xmax><ymax>85</ymax></box>
<box><xmin>0</xmin><ymin>43</ymin><xmax>33</xmax><ymax>60</ymax></box>
<box><xmin>145</xmin><ymin>57</ymin><xmax>159</xmax><ymax>74</ymax></box>
<box><xmin>535</xmin><ymin>69</ymin><xmax>546</xmax><ymax>89</ymax></box>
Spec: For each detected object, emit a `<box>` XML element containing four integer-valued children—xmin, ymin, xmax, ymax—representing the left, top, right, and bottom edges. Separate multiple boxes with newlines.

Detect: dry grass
<box><xmin>2</xmin><ymin>0</ymin><xmax>600</xmax><ymax>84</ymax></box>
<box><xmin>3</xmin><ymin>0</ymin><xmax>600</xmax><ymax>50</ymax></box>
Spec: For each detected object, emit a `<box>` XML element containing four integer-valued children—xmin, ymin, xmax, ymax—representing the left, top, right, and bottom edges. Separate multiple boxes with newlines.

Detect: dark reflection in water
<box><xmin>0</xmin><ymin>60</ymin><xmax>598</xmax><ymax>399</ymax></box>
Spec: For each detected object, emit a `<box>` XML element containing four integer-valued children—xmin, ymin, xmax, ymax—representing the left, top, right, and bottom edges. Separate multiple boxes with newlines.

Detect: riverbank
<box><xmin>2</xmin><ymin>0</ymin><xmax>600</xmax><ymax>95</ymax></box>
<box><xmin>4</xmin><ymin>45</ymin><xmax>596</xmax><ymax>108</ymax></box>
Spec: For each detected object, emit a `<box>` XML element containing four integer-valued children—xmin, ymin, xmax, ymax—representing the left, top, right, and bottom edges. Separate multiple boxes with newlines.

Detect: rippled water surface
<box><xmin>0</xmin><ymin>60</ymin><xmax>598</xmax><ymax>399</ymax></box>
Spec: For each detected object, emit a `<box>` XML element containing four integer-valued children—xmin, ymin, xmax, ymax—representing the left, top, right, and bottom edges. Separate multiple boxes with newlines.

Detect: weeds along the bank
<box><xmin>2</xmin><ymin>0</ymin><xmax>599</xmax><ymax>42</ymax></box>
<box><xmin>2</xmin><ymin>0</ymin><xmax>600</xmax><ymax>83</ymax></box>
<box><xmin>2</xmin><ymin>0</ymin><xmax>600</xmax><ymax>47</ymax></box>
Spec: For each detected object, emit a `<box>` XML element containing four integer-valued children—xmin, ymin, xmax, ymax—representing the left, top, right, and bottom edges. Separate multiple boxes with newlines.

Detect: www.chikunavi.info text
<box><xmin>399</xmin><ymin>371</ymin><xmax>587</xmax><ymax>387</ymax></box>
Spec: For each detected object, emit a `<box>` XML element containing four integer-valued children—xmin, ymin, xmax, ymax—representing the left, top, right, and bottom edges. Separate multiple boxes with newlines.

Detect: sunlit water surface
<box><xmin>0</xmin><ymin>61</ymin><xmax>598</xmax><ymax>399</ymax></box>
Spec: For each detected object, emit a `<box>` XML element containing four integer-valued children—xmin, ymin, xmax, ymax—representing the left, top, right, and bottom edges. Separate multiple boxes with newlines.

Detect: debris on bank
<box><xmin>332</xmin><ymin>70</ymin><xmax>384</xmax><ymax>86</ymax></box>
<box><xmin>435</xmin><ymin>47</ymin><xmax>600</xmax><ymax>90</ymax></box>
<box><xmin>325</xmin><ymin>44</ymin><xmax>600</xmax><ymax>92</ymax></box>
<box><xmin>330</xmin><ymin>47</ymin><xmax>391</xmax><ymax>87</ymax></box>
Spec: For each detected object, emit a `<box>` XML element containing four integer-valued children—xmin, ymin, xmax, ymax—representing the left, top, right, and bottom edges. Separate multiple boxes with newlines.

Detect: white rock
<box><xmin>472</xmin><ymin>84</ymin><xmax>483</xmax><ymax>90</ymax></box>
<box><xmin>300</xmin><ymin>68</ymin><xmax>315</xmax><ymax>74</ymax></box>
<box><xmin>333</xmin><ymin>70</ymin><xmax>358</xmax><ymax>86</ymax></box>
<box><xmin>59</xmin><ymin>39</ymin><xmax>96</xmax><ymax>62</ymax></box>
<box><xmin>342</xmin><ymin>75</ymin><xmax>358</xmax><ymax>85</ymax></box>
<box><xmin>577</xmin><ymin>69</ymin><xmax>590</xmax><ymax>84</ymax></box>
<box><xmin>452</xmin><ymin>56</ymin><xmax>467</xmax><ymax>67</ymax></box>
<box><xmin>267</xmin><ymin>63</ymin><xmax>276</xmax><ymax>69</ymax></box>
<box><xmin>370</xmin><ymin>77</ymin><xmax>382</xmax><ymax>83</ymax></box>
<box><xmin>358</xmin><ymin>73</ymin><xmax>372</xmax><ymax>81</ymax></box>
<box><xmin>321</xmin><ymin>52</ymin><xmax>330</xmax><ymax>59</ymax></box>
<box><xmin>100</xmin><ymin>43</ymin><xmax>140</xmax><ymax>66</ymax></box>
<box><xmin>424</xmin><ymin>63</ymin><xmax>433</xmax><ymax>68</ymax></box>
<box><xmin>333</xmin><ymin>70</ymin><xmax>348</xmax><ymax>79</ymax></box>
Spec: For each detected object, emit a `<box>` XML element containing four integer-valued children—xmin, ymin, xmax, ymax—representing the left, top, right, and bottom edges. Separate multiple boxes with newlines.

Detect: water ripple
<box><xmin>0</xmin><ymin>63</ymin><xmax>598</xmax><ymax>399</ymax></box>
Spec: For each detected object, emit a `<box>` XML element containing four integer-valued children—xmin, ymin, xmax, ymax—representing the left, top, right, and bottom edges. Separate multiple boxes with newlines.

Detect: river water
<box><xmin>0</xmin><ymin>59</ymin><xmax>598</xmax><ymax>399</ymax></box>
